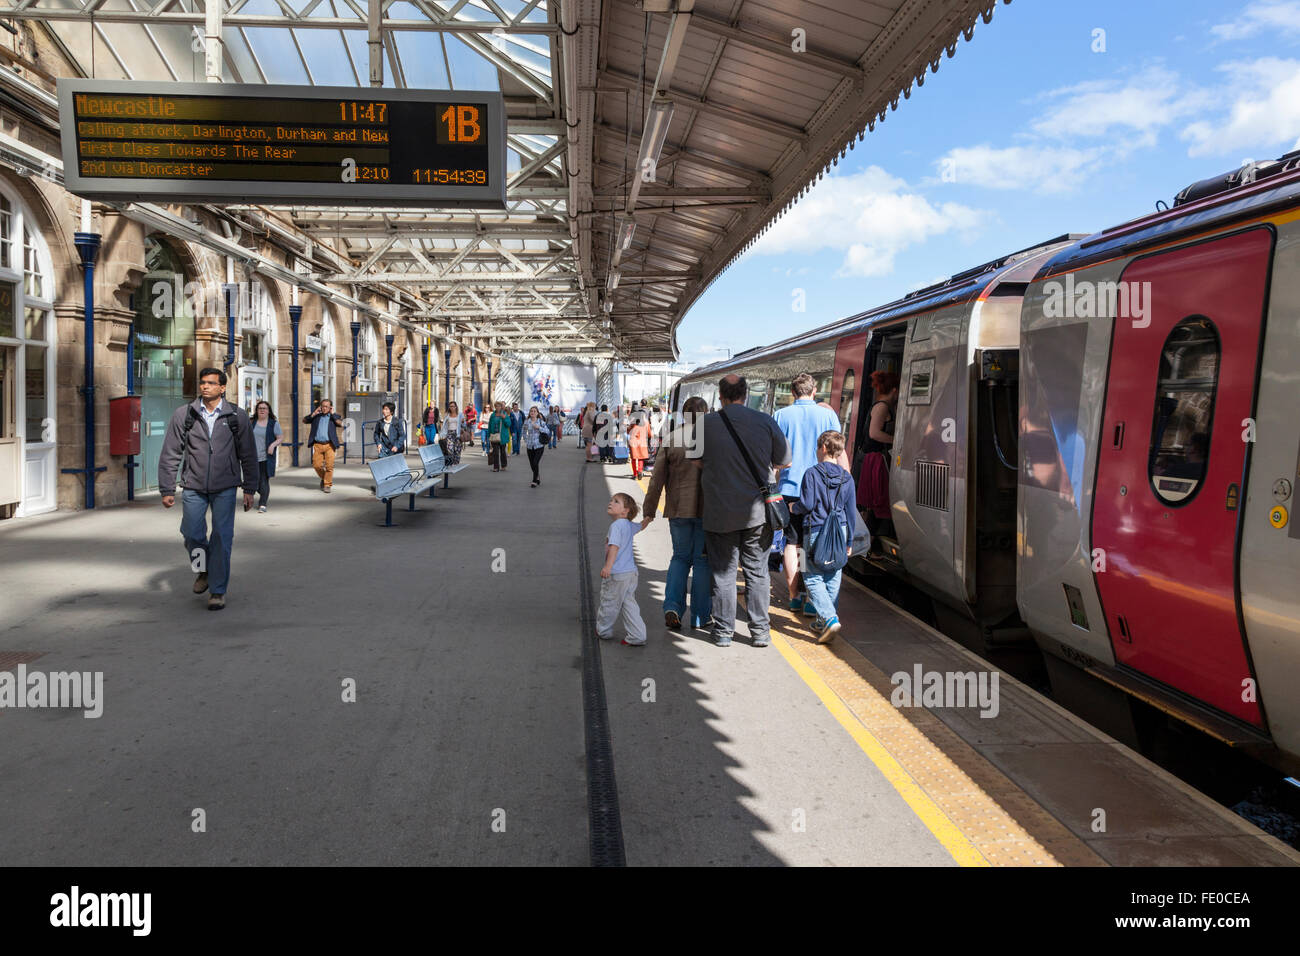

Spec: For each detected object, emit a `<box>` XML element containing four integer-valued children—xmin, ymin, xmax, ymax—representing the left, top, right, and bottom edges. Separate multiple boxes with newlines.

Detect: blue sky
<box><xmin>674</xmin><ymin>0</ymin><xmax>1300</xmax><ymax>368</ymax></box>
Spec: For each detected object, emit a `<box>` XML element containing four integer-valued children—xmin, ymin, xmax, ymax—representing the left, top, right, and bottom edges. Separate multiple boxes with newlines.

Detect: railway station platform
<box><xmin>1</xmin><ymin>442</ymin><xmax>1297</xmax><ymax>868</ymax></box>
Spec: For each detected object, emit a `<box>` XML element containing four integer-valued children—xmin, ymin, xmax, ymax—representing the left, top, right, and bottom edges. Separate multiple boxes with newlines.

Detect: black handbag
<box><xmin>718</xmin><ymin>407</ymin><xmax>789</xmax><ymax>543</ymax></box>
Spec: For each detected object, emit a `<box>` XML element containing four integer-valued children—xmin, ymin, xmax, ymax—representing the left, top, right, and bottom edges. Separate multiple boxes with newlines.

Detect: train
<box><xmin>672</xmin><ymin>152</ymin><xmax>1300</xmax><ymax>773</ymax></box>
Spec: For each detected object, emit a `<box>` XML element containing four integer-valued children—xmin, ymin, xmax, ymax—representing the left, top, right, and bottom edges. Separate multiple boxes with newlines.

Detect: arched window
<box><xmin>0</xmin><ymin>185</ymin><xmax>56</xmax><ymax>516</ymax></box>
<box><xmin>1149</xmin><ymin>316</ymin><xmax>1219</xmax><ymax>505</ymax></box>
<box><xmin>237</xmin><ymin>280</ymin><xmax>276</xmax><ymax>415</ymax></box>
<box><xmin>314</xmin><ymin>308</ymin><xmax>336</xmax><ymax>407</ymax></box>
<box><xmin>357</xmin><ymin>322</ymin><xmax>377</xmax><ymax>389</ymax></box>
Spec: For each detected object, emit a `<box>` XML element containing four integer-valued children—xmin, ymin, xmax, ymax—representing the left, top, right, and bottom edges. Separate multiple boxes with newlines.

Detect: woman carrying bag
<box><xmin>441</xmin><ymin>400</ymin><xmax>463</xmax><ymax>466</ymax></box>
<box><xmin>418</xmin><ymin>406</ymin><xmax>439</xmax><ymax>449</ymax></box>
<box><xmin>487</xmin><ymin>401</ymin><xmax>512</xmax><ymax>472</ymax></box>
<box><xmin>523</xmin><ymin>406</ymin><xmax>551</xmax><ymax>487</ymax></box>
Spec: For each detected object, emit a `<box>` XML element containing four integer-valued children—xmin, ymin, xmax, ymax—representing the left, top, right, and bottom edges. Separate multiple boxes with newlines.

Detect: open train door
<box><xmin>1091</xmin><ymin>228</ymin><xmax>1272</xmax><ymax>726</ymax></box>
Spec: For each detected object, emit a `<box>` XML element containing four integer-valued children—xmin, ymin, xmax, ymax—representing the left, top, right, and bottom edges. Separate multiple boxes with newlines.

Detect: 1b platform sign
<box><xmin>58</xmin><ymin>79</ymin><xmax>505</xmax><ymax>208</ymax></box>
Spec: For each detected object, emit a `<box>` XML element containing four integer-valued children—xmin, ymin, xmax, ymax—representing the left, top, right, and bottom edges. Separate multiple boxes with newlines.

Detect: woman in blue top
<box><xmin>251</xmin><ymin>401</ymin><xmax>283</xmax><ymax>514</ymax></box>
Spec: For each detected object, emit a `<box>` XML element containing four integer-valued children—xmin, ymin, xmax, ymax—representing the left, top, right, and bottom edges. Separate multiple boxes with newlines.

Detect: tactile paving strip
<box><xmin>0</xmin><ymin>651</ymin><xmax>45</xmax><ymax>672</ymax></box>
<box><xmin>768</xmin><ymin>605</ymin><xmax>1103</xmax><ymax>867</ymax></box>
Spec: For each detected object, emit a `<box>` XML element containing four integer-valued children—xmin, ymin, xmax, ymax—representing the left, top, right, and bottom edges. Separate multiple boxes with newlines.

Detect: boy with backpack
<box><xmin>792</xmin><ymin>430</ymin><xmax>857</xmax><ymax>644</ymax></box>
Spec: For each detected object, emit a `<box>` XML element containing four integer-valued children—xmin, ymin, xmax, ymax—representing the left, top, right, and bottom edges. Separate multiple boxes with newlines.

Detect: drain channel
<box><xmin>576</xmin><ymin>462</ymin><xmax>627</xmax><ymax>866</ymax></box>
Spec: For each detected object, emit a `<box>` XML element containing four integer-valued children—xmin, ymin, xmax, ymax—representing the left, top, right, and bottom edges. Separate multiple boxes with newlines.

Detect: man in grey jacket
<box><xmin>157</xmin><ymin>367</ymin><xmax>259</xmax><ymax>610</ymax></box>
<box><xmin>701</xmin><ymin>374</ymin><xmax>791</xmax><ymax>648</ymax></box>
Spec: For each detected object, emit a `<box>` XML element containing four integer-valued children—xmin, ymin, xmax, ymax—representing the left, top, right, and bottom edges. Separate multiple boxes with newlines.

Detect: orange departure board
<box><xmin>58</xmin><ymin>80</ymin><xmax>505</xmax><ymax>208</ymax></box>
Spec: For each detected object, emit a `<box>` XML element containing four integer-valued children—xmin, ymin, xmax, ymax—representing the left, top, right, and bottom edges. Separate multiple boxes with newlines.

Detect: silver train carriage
<box><xmin>672</xmin><ymin>155</ymin><xmax>1300</xmax><ymax>772</ymax></box>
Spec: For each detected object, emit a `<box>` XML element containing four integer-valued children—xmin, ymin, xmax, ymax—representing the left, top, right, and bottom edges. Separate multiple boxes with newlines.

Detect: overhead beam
<box><xmin>686</xmin><ymin>11</ymin><xmax>864</xmax><ymax>79</ymax></box>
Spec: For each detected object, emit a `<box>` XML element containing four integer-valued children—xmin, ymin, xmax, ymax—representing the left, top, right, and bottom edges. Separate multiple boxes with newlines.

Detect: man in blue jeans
<box><xmin>157</xmin><ymin>368</ymin><xmax>259</xmax><ymax>611</ymax></box>
<box><xmin>701</xmin><ymin>375</ymin><xmax>791</xmax><ymax>648</ymax></box>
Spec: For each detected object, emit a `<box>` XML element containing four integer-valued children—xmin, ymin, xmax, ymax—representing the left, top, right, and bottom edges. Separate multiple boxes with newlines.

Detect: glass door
<box><xmin>136</xmin><ymin>239</ymin><xmax>195</xmax><ymax>491</ymax></box>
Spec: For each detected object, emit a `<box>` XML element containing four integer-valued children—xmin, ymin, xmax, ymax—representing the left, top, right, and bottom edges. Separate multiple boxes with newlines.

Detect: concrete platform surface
<box><xmin>2</xmin><ymin>440</ymin><xmax>1294</xmax><ymax>866</ymax></box>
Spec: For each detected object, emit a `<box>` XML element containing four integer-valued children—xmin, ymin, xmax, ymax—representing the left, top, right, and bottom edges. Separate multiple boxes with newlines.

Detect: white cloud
<box><xmin>1181</xmin><ymin>58</ymin><xmax>1300</xmax><ymax>156</ymax></box>
<box><xmin>1210</xmin><ymin>1</ymin><xmax>1300</xmax><ymax>41</ymax></box>
<box><xmin>935</xmin><ymin>144</ymin><xmax>1105</xmax><ymax>194</ymax></box>
<box><xmin>1031</xmin><ymin>68</ymin><xmax>1203</xmax><ymax>140</ymax></box>
<box><xmin>752</xmin><ymin>166</ymin><xmax>984</xmax><ymax>277</ymax></box>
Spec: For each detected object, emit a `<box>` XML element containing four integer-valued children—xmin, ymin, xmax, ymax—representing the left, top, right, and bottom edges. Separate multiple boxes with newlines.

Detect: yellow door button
<box><xmin>1270</xmin><ymin>505</ymin><xmax>1289</xmax><ymax>529</ymax></box>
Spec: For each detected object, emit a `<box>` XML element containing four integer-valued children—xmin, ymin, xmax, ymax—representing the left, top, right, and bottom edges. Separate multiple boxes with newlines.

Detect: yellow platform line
<box><xmin>768</xmin><ymin>623</ymin><xmax>990</xmax><ymax>867</ymax></box>
<box><xmin>768</xmin><ymin>601</ymin><xmax>1079</xmax><ymax>867</ymax></box>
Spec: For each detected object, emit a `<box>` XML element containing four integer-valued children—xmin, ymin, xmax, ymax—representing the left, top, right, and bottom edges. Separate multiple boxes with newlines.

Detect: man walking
<box><xmin>157</xmin><ymin>367</ymin><xmax>258</xmax><ymax>611</ymax></box>
<box><xmin>701</xmin><ymin>374</ymin><xmax>791</xmax><ymax>648</ymax></box>
<box><xmin>509</xmin><ymin>401</ymin><xmax>523</xmax><ymax>455</ymax></box>
<box><xmin>773</xmin><ymin>373</ymin><xmax>842</xmax><ymax>614</ymax></box>
<box><xmin>304</xmin><ymin>398</ymin><xmax>344</xmax><ymax>493</ymax></box>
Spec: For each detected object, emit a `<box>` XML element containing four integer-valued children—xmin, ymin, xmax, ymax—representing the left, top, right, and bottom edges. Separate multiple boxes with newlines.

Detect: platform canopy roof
<box><xmin>0</xmin><ymin>0</ymin><xmax>1011</xmax><ymax>359</ymax></box>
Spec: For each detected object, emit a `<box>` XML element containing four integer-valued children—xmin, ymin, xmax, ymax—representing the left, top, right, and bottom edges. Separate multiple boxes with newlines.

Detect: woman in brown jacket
<box><xmin>640</xmin><ymin>396</ymin><xmax>711</xmax><ymax>630</ymax></box>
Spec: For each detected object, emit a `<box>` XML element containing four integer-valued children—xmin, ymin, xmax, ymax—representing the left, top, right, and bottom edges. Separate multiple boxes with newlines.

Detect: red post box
<box><xmin>109</xmin><ymin>395</ymin><xmax>142</xmax><ymax>455</ymax></box>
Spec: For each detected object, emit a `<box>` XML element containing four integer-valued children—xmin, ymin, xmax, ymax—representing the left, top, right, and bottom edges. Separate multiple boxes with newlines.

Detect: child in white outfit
<box><xmin>598</xmin><ymin>492</ymin><xmax>647</xmax><ymax>646</ymax></box>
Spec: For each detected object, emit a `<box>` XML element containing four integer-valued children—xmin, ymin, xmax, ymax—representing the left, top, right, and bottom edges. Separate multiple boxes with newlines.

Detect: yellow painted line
<box><xmin>768</xmin><ymin>629</ymin><xmax>991</xmax><ymax>867</ymax></box>
<box><xmin>633</xmin><ymin>475</ymin><xmax>665</xmax><ymax>516</ymax></box>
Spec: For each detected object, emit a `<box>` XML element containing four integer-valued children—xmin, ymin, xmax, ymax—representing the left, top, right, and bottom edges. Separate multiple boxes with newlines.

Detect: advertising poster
<box><xmin>524</xmin><ymin>363</ymin><xmax>597</xmax><ymax>416</ymax></box>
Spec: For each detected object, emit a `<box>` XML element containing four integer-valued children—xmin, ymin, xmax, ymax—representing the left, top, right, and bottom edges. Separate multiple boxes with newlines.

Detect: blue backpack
<box><xmin>807</xmin><ymin>475</ymin><xmax>851</xmax><ymax>574</ymax></box>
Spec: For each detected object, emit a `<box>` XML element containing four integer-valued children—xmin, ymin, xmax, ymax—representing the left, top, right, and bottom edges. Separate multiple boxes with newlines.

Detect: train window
<box><xmin>772</xmin><ymin>381</ymin><xmax>793</xmax><ymax>410</ymax></box>
<box><xmin>746</xmin><ymin>379</ymin><xmax>768</xmax><ymax>411</ymax></box>
<box><xmin>814</xmin><ymin>373</ymin><xmax>832</xmax><ymax>405</ymax></box>
<box><xmin>839</xmin><ymin>370</ymin><xmax>856</xmax><ymax>432</ymax></box>
<box><xmin>1148</xmin><ymin>316</ymin><xmax>1219</xmax><ymax>506</ymax></box>
<box><xmin>911</xmin><ymin>314</ymin><xmax>932</xmax><ymax>342</ymax></box>
<box><xmin>907</xmin><ymin>357</ymin><xmax>935</xmax><ymax>406</ymax></box>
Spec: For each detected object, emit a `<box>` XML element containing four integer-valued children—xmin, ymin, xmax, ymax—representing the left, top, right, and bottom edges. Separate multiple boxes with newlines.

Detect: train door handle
<box><xmin>1117</xmin><ymin>615</ymin><xmax>1132</xmax><ymax>643</ymax></box>
<box><xmin>1112</xmin><ymin>421</ymin><xmax>1125</xmax><ymax>450</ymax></box>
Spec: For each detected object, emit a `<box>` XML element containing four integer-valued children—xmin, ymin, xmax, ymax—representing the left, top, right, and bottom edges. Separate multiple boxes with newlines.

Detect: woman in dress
<box><xmin>441</xmin><ymin>400</ymin><xmax>463</xmax><ymax>466</ymax></box>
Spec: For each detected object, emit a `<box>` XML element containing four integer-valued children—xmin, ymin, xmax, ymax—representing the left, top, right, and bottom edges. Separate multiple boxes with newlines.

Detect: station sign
<box><xmin>58</xmin><ymin>80</ymin><xmax>505</xmax><ymax>208</ymax></box>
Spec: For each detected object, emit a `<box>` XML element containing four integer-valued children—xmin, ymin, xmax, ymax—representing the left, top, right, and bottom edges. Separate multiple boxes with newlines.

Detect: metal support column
<box><xmin>204</xmin><ymin>0</ymin><xmax>223</xmax><ymax>82</ymax></box>
<box><xmin>385</xmin><ymin>332</ymin><xmax>394</xmax><ymax>391</ymax></box>
<box><xmin>444</xmin><ymin>345</ymin><xmax>451</xmax><ymax>410</ymax></box>
<box><xmin>126</xmin><ymin>318</ymin><xmax>136</xmax><ymax>501</ymax></box>
<box><xmin>63</xmin><ymin>232</ymin><xmax>105</xmax><ymax>509</ymax></box>
<box><xmin>289</xmin><ymin>304</ymin><xmax>302</xmax><ymax>466</ymax></box>
<box><xmin>351</xmin><ymin>319</ymin><xmax>361</xmax><ymax>388</ymax></box>
<box><xmin>223</xmin><ymin>282</ymin><xmax>238</xmax><ymax>375</ymax></box>
<box><xmin>420</xmin><ymin>341</ymin><xmax>429</xmax><ymax>408</ymax></box>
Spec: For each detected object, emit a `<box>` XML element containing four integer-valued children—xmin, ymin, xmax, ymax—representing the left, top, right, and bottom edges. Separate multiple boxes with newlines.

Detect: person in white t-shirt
<box><xmin>597</xmin><ymin>492</ymin><xmax>646</xmax><ymax>646</ymax></box>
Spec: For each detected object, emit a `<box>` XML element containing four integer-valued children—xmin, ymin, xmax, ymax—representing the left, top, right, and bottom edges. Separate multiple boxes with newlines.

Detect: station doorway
<box><xmin>135</xmin><ymin>237</ymin><xmax>195</xmax><ymax>492</ymax></box>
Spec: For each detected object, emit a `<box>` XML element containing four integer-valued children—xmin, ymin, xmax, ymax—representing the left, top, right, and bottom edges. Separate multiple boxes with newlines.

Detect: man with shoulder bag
<box><xmin>700</xmin><ymin>374</ymin><xmax>791</xmax><ymax>648</ymax></box>
<box><xmin>156</xmin><ymin>367</ymin><xmax>259</xmax><ymax>611</ymax></box>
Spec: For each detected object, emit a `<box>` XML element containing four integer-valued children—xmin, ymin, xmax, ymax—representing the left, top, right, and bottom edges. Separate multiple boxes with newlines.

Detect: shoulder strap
<box><xmin>718</xmin><ymin>407</ymin><xmax>768</xmax><ymax>493</ymax></box>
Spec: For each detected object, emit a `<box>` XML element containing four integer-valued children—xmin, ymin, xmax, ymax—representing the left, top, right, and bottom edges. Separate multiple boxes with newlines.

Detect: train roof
<box><xmin>682</xmin><ymin>233</ymin><xmax>1081</xmax><ymax>381</ymax></box>
<box><xmin>1041</xmin><ymin>152</ymin><xmax>1300</xmax><ymax>277</ymax></box>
